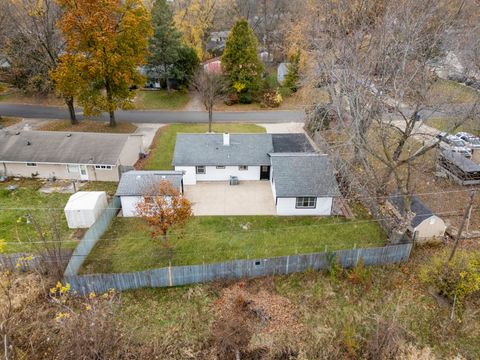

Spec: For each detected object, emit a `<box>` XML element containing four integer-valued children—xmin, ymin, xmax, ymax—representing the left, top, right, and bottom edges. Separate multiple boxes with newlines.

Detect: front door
<box><xmin>79</xmin><ymin>165</ymin><xmax>89</xmax><ymax>180</ymax></box>
<box><xmin>260</xmin><ymin>165</ymin><xmax>270</xmax><ymax>180</ymax></box>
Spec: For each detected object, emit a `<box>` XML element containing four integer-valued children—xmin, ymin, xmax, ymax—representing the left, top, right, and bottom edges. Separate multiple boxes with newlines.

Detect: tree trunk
<box><xmin>105</xmin><ymin>79</ymin><xmax>116</xmax><ymax>127</ymax></box>
<box><xmin>65</xmin><ymin>97</ymin><xmax>77</xmax><ymax>125</ymax></box>
<box><xmin>108</xmin><ymin>111</ymin><xmax>116</xmax><ymax>127</ymax></box>
<box><xmin>208</xmin><ymin>108</ymin><xmax>213</xmax><ymax>133</ymax></box>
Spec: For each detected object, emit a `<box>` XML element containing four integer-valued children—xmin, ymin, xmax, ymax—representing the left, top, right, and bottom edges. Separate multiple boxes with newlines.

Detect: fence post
<box><xmin>168</xmin><ymin>261</ymin><xmax>173</xmax><ymax>287</ymax></box>
<box><xmin>285</xmin><ymin>255</ymin><xmax>289</xmax><ymax>274</ymax></box>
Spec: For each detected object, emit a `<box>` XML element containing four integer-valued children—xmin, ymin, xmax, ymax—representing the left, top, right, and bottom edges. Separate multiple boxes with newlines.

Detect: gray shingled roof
<box><xmin>389</xmin><ymin>192</ymin><xmax>435</xmax><ymax>228</ymax></box>
<box><xmin>270</xmin><ymin>153</ymin><xmax>340</xmax><ymax>197</ymax></box>
<box><xmin>116</xmin><ymin>171</ymin><xmax>184</xmax><ymax>196</ymax></box>
<box><xmin>0</xmin><ymin>130</ymin><xmax>130</xmax><ymax>165</ymax></box>
<box><xmin>172</xmin><ymin>133</ymin><xmax>273</xmax><ymax>166</ymax></box>
<box><xmin>272</xmin><ymin>133</ymin><xmax>314</xmax><ymax>153</ymax></box>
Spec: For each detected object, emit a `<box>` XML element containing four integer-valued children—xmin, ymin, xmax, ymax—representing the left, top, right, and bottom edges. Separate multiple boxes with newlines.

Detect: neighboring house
<box><xmin>0</xmin><ymin>131</ymin><xmax>143</xmax><ymax>181</ymax></box>
<box><xmin>173</xmin><ymin>132</ymin><xmax>340</xmax><ymax>216</ymax></box>
<box><xmin>389</xmin><ymin>193</ymin><xmax>446</xmax><ymax>243</ymax></box>
<box><xmin>203</xmin><ymin>57</ymin><xmax>222</xmax><ymax>74</ymax></box>
<box><xmin>277</xmin><ymin>62</ymin><xmax>289</xmax><ymax>84</ymax></box>
<box><xmin>116</xmin><ymin>170</ymin><xmax>184</xmax><ymax>217</ymax></box>
<box><xmin>206</xmin><ymin>31</ymin><xmax>229</xmax><ymax>57</ymax></box>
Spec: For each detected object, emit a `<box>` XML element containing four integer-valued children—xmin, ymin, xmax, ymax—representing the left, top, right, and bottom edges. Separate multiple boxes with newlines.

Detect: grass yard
<box><xmin>429</xmin><ymin>79</ymin><xmax>479</xmax><ymax>104</ymax></box>
<box><xmin>0</xmin><ymin>116</ymin><xmax>21</xmax><ymax>128</ymax></box>
<box><xmin>0</xmin><ymin>179</ymin><xmax>75</xmax><ymax>254</ymax></box>
<box><xmin>140</xmin><ymin>123</ymin><xmax>266</xmax><ymax>170</ymax></box>
<box><xmin>425</xmin><ymin>116</ymin><xmax>480</xmax><ymax>136</ymax></box>
<box><xmin>134</xmin><ymin>89</ymin><xmax>190</xmax><ymax>110</ymax></box>
<box><xmin>80</xmin><ymin>207</ymin><xmax>386</xmax><ymax>274</ymax></box>
<box><xmin>117</xmin><ymin>245</ymin><xmax>480</xmax><ymax>359</ymax></box>
<box><xmin>0</xmin><ymin>88</ymin><xmax>65</xmax><ymax>106</ymax></box>
<box><xmin>39</xmin><ymin>120</ymin><xmax>137</xmax><ymax>134</ymax></box>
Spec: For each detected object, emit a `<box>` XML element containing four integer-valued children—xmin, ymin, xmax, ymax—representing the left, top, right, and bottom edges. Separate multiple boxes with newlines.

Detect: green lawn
<box><xmin>429</xmin><ymin>79</ymin><xmax>479</xmax><ymax>104</ymax></box>
<box><xmin>0</xmin><ymin>179</ymin><xmax>75</xmax><ymax>254</ymax></box>
<box><xmin>134</xmin><ymin>90</ymin><xmax>190</xmax><ymax>110</ymax></box>
<box><xmin>141</xmin><ymin>123</ymin><xmax>266</xmax><ymax>170</ymax></box>
<box><xmin>80</xmin><ymin>209</ymin><xmax>387</xmax><ymax>274</ymax></box>
<box><xmin>425</xmin><ymin>116</ymin><xmax>480</xmax><ymax>136</ymax></box>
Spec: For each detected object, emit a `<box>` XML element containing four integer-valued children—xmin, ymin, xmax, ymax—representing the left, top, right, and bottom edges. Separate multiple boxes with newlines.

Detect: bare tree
<box><xmin>0</xmin><ymin>0</ymin><xmax>79</xmax><ymax>124</ymax></box>
<box><xmin>303</xmin><ymin>0</ymin><xmax>479</xmax><ymax>216</ymax></box>
<box><xmin>191</xmin><ymin>69</ymin><xmax>227</xmax><ymax>132</ymax></box>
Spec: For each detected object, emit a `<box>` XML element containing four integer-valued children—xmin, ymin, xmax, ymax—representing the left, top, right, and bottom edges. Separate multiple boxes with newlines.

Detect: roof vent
<box><xmin>223</xmin><ymin>133</ymin><xmax>230</xmax><ymax>146</ymax></box>
<box><xmin>66</xmin><ymin>133</ymin><xmax>72</xmax><ymax>137</ymax></box>
<box><xmin>26</xmin><ymin>140</ymin><xmax>31</xmax><ymax>146</ymax></box>
<box><xmin>15</xmin><ymin>132</ymin><xmax>20</xmax><ymax>135</ymax></box>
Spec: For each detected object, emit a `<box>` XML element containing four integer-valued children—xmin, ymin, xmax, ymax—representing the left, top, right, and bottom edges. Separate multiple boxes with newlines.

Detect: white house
<box><xmin>389</xmin><ymin>193</ymin><xmax>447</xmax><ymax>243</ymax></box>
<box><xmin>172</xmin><ymin>132</ymin><xmax>340</xmax><ymax>216</ymax></box>
<box><xmin>0</xmin><ymin>131</ymin><xmax>143</xmax><ymax>181</ymax></box>
<box><xmin>116</xmin><ymin>170</ymin><xmax>184</xmax><ymax>217</ymax></box>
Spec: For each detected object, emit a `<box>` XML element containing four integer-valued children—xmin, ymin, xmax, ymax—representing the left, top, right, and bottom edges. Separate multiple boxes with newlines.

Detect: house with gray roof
<box><xmin>0</xmin><ymin>130</ymin><xmax>143</xmax><ymax>182</ymax></box>
<box><xmin>173</xmin><ymin>132</ymin><xmax>340</xmax><ymax>216</ymax></box>
<box><xmin>116</xmin><ymin>170</ymin><xmax>184</xmax><ymax>217</ymax></box>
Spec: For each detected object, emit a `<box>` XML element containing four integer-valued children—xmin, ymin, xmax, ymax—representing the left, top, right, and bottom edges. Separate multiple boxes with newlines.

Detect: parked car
<box><xmin>456</xmin><ymin>132</ymin><xmax>480</xmax><ymax>149</ymax></box>
<box><xmin>436</xmin><ymin>132</ymin><xmax>472</xmax><ymax>158</ymax></box>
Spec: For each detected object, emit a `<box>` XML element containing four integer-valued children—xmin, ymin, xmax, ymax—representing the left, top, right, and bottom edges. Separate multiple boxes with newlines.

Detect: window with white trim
<box><xmin>196</xmin><ymin>166</ymin><xmax>206</xmax><ymax>174</ymax></box>
<box><xmin>26</xmin><ymin>163</ymin><xmax>37</xmax><ymax>167</ymax></box>
<box><xmin>238</xmin><ymin>165</ymin><xmax>248</xmax><ymax>171</ymax></box>
<box><xmin>67</xmin><ymin>164</ymin><xmax>79</xmax><ymax>173</ymax></box>
<box><xmin>95</xmin><ymin>165</ymin><xmax>113</xmax><ymax>170</ymax></box>
<box><xmin>295</xmin><ymin>197</ymin><xmax>317</xmax><ymax>209</ymax></box>
<box><xmin>216</xmin><ymin>166</ymin><xmax>225</xmax><ymax>169</ymax></box>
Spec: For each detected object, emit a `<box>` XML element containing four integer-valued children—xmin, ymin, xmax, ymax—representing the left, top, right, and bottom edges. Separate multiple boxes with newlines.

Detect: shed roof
<box><xmin>389</xmin><ymin>193</ymin><xmax>436</xmax><ymax>228</ymax></box>
<box><xmin>116</xmin><ymin>171</ymin><xmax>184</xmax><ymax>196</ymax></box>
<box><xmin>172</xmin><ymin>133</ymin><xmax>274</xmax><ymax>166</ymax></box>
<box><xmin>270</xmin><ymin>153</ymin><xmax>340</xmax><ymax>197</ymax></box>
<box><xmin>64</xmin><ymin>191</ymin><xmax>107</xmax><ymax>211</ymax></box>
<box><xmin>0</xmin><ymin>130</ymin><xmax>130</xmax><ymax>165</ymax></box>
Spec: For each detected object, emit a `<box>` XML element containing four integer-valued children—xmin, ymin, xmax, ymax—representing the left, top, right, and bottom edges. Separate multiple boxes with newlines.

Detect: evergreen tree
<box><xmin>221</xmin><ymin>19</ymin><xmax>263</xmax><ymax>102</ymax></box>
<box><xmin>148</xmin><ymin>0</ymin><xmax>199</xmax><ymax>89</ymax></box>
<box><xmin>284</xmin><ymin>51</ymin><xmax>301</xmax><ymax>92</ymax></box>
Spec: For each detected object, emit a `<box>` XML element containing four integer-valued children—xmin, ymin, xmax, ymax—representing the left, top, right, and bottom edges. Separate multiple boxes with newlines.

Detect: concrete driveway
<box><xmin>184</xmin><ymin>181</ymin><xmax>276</xmax><ymax>216</ymax></box>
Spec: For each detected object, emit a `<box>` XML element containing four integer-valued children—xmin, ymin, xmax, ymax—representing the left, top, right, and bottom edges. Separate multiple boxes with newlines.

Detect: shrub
<box><xmin>239</xmin><ymin>92</ymin><xmax>253</xmax><ymax>104</ymax></box>
<box><xmin>420</xmin><ymin>250</ymin><xmax>480</xmax><ymax>303</ymax></box>
<box><xmin>262</xmin><ymin>73</ymin><xmax>279</xmax><ymax>91</ymax></box>
<box><xmin>279</xmin><ymin>86</ymin><xmax>292</xmax><ymax>98</ymax></box>
<box><xmin>262</xmin><ymin>90</ymin><xmax>283</xmax><ymax>108</ymax></box>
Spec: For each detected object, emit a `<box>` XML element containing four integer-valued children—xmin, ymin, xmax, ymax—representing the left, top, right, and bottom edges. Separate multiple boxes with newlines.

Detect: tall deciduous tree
<box><xmin>222</xmin><ymin>19</ymin><xmax>263</xmax><ymax>101</ymax></box>
<box><xmin>191</xmin><ymin>69</ymin><xmax>227</xmax><ymax>132</ymax></box>
<box><xmin>56</xmin><ymin>0</ymin><xmax>152</xmax><ymax>127</ymax></box>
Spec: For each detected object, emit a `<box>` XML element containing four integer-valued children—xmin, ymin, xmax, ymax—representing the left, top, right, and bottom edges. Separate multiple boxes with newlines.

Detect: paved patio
<box><xmin>184</xmin><ymin>181</ymin><xmax>276</xmax><ymax>216</ymax></box>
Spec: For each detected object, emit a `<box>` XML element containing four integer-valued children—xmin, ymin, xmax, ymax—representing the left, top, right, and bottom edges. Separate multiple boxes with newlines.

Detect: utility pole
<box><xmin>448</xmin><ymin>190</ymin><xmax>476</xmax><ymax>262</ymax></box>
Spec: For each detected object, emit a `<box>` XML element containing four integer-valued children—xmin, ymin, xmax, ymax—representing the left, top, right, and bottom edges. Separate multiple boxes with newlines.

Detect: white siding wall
<box><xmin>175</xmin><ymin>165</ymin><xmax>261</xmax><ymax>184</ymax></box>
<box><xmin>175</xmin><ymin>166</ymin><xmax>197</xmax><ymax>185</ymax></box>
<box><xmin>120</xmin><ymin>196</ymin><xmax>143</xmax><ymax>217</ymax></box>
<box><xmin>196</xmin><ymin>166</ymin><xmax>260</xmax><ymax>181</ymax></box>
<box><xmin>276</xmin><ymin>197</ymin><xmax>333</xmax><ymax>216</ymax></box>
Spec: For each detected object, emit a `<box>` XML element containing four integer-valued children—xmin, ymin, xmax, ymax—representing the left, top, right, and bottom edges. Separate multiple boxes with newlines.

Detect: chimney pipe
<box><xmin>223</xmin><ymin>133</ymin><xmax>230</xmax><ymax>146</ymax></box>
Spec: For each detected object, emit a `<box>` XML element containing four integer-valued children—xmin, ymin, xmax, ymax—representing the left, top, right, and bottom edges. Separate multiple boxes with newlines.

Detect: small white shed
<box><xmin>64</xmin><ymin>191</ymin><xmax>108</xmax><ymax>229</ymax></box>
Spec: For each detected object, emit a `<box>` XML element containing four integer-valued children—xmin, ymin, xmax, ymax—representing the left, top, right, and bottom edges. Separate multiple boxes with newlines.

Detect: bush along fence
<box><xmin>64</xmin><ymin>243</ymin><xmax>413</xmax><ymax>295</ymax></box>
<box><xmin>63</xmin><ymin>196</ymin><xmax>121</xmax><ymax>276</ymax></box>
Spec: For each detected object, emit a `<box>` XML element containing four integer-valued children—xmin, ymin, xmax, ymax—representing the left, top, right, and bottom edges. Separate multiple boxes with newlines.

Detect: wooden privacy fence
<box><xmin>64</xmin><ymin>243</ymin><xmax>413</xmax><ymax>295</ymax></box>
<box><xmin>63</xmin><ymin>196</ymin><xmax>121</xmax><ymax>276</ymax></box>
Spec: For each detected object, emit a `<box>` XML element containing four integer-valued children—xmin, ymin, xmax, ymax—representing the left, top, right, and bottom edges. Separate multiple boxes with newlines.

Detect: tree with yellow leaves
<box><xmin>54</xmin><ymin>0</ymin><xmax>152</xmax><ymax>127</ymax></box>
<box><xmin>173</xmin><ymin>0</ymin><xmax>216</xmax><ymax>60</ymax></box>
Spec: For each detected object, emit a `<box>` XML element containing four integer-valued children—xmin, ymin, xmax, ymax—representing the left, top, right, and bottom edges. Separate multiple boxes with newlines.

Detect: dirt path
<box><xmin>184</xmin><ymin>91</ymin><xmax>203</xmax><ymax>112</ymax></box>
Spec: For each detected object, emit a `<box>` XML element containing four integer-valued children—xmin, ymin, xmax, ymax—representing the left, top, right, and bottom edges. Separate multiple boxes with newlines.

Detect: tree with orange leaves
<box><xmin>136</xmin><ymin>181</ymin><xmax>193</xmax><ymax>252</ymax></box>
<box><xmin>54</xmin><ymin>0</ymin><xmax>152</xmax><ymax>127</ymax></box>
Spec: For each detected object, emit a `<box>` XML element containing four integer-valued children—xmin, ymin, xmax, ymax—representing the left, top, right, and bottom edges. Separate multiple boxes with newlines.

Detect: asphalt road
<box><xmin>0</xmin><ymin>103</ymin><xmax>305</xmax><ymax>123</ymax></box>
